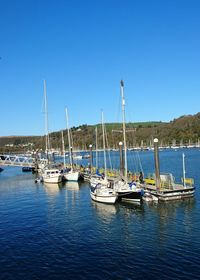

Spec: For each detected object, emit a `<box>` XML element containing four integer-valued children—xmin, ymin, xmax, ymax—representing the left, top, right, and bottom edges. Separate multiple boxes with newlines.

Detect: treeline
<box><xmin>1</xmin><ymin>113</ymin><xmax>200</xmax><ymax>153</ymax></box>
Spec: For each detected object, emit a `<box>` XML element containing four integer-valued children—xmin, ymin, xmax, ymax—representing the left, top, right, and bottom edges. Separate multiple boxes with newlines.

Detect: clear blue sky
<box><xmin>1</xmin><ymin>0</ymin><xmax>200</xmax><ymax>136</ymax></box>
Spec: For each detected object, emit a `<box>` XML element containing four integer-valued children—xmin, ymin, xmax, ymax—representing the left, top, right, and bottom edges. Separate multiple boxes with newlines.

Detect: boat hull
<box><xmin>64</xmin><ymin>171</ymin><xmax>79</xmax><ymax>182</ymax></box>
<box><xmin>43</xmin><ymin>174</ymin><xmax>62</xmax><ymax>184</ymax></box>
<box><xmin>90</xmin><ymin>191</ymin><xmax>117</xmax><ymax>204</ymax></box>
<box><xmin>22</xmin><ymin>166</ymin><xmax>34</xmax><ymax>172</ymax></box>
<box><xmin>117</xmin><ymin>190</ymin><xmax>142</xmax><ymax>203</ymax></box>
<box><xmin>142</xmin><ymin>192</ymin><xmax>158</xmax><ymax>202</ymax></box>
<box><xmin>90</xmin><ymin>185</ymin><xmax>118</xmax><ymax>204</ymax></box>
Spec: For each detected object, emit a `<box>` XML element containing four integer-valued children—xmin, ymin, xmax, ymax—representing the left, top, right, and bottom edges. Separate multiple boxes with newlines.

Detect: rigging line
<box><xmin>129</xmin><ymin>150</ymin><xmax>138</xmax><ymax>174</ymax></box>
<box><xmin>105</xmin><ymin>126</ymin><xmax>112</xmax><ymax>170</ymax></box>
<box><xmin>70</xmin><ymin>129</ymin><xmax>74</xmax><ymax>150</ymax></box>
<box><xmin>137</xmin><ymin>151</ymin><xmax>144</xmax><ymax>174</ymax></box>
<box><xmin>70</xmin><ymin>128</ymin><xmax>78</xmax><ymax>165</ymax></box>
<box><xmin>116</xmin><ymin>89</ymin><xmax>122</xmax><ymax>124</ymax></box>
<box><xmin>101</xmin><ymin>111</ymin><xmax>107</xmax><ymax>176</ymax></box>
<box><xmin>134</xmin><ymin>152</ymin><xmax>139</xmax><ymax>173</ymax></box>
<box><xmin>110</xmin><ymin>125</ymin><xmax>114</xmax><ymax>150</ymax></box>
<box><xmin>41</xmin><ymin>96</ymin><xmax>45</xmax><ymax>114</ymax></box>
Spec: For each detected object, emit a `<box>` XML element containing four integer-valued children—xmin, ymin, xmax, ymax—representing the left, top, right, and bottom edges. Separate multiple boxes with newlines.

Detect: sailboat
<box><xmin>41</xmin><ymin>80</ymin><xmax>63</xmax><ymax>184</ymax></box>
<box><xmin>90</xmin><ymin>125</ymin><xmax>109</xmax><ymax>187</ymax></box>
<box><xmin>63</xmin><ymin>108</ymin><xmax>80</xmax><ymax>182</ymax></box>
<box><xmin>90</xmin><ymin>111</ymin><xmax>118</xmax><ymax>204</ymax></box>
<box><xmin>113</xmin><ymin>80</ymin><xmax>143</xmax><ymax>203</ymax></box>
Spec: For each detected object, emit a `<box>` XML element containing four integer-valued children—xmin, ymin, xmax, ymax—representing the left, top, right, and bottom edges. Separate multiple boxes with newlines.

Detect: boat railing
<box><xmin>181</xmin><ymin>177</ymin><xmax>194</xmax><ymax>186</ymax></box>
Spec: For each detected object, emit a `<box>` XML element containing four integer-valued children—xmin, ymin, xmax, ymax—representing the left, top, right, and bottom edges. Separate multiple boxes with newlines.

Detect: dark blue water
<box><xmin>0</xmin><ymin>149</ymin><xmax>200</xmax><ymax>280</ymax></box>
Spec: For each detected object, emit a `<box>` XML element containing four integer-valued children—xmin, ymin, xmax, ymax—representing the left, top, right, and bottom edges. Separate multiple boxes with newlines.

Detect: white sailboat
<box><xmin>63</xmin><ymin>108</ymin><xmax>80</xmax><ymax>182</ymax></box>
<box><xmin>41</xmin><ymin>80</ymin><xmax>63</xmax><ymax>184</ymax></box>
<box><xmin>90</xmin><ymin>111</ymin><xmax>118</xmax><ymax>204</ymax></box>
<box><xmin>113</xmin><ymin>80</ymin><xmax>143</xmax><ymax>202</ymax></box>
<box><xmin>90</xmin><ymin>184</ymin><xmax>118</xmax><ymax>204</ymax></box>
<box><xmin>90</xmin><ymin>125</ymin><xmax>109</xmax><ymax>187</ymax></box>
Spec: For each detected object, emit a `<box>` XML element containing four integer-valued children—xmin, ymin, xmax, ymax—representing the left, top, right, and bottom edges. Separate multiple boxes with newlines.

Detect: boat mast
<box><xmin>182</xmin><ymin>153</ymin><xmax>186</xmax><ymax>187</ymax></box>
<box><xmin>44</xmin><ymin>80</ymin><xmax>50</xmax><ymax>162</ymax></box>
<box><xmin>154</xmin><ymin>138</ymin><xmax>161</xmax><ymax>191</ymax></box>
<box><xmin>102</xmin><ymin>111</ymin><xmax>107</xmax><ymax>178</ymax></box>
<box><xmin>61</xmin><ymin>130</ymin><xmax>66</xmax><ymax>167</ymax></box>
<box><xmin>95</xmin><ymin>126</ymin><xmax>98</xmax><ymax>170</ymax></box>
<box><xmin>65</xmin><ymin>107</ymin><xmax>72</xmax><ymax>168</ymax></box>
<box><xmin>120</xmin><ymin>80</ymin><xmax>127</xmax><ymax>183</ymax></box>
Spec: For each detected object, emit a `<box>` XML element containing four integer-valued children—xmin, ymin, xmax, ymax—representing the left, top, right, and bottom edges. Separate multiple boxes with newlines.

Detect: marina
<box><xmin>1</xmin><ymin>0</ymin><xmax>200</xmax><ymax>279</ymax></box>
<box><xmin>0</xmin><ymin>148</ymin><xmax>199</xmax><ymax>279</ymax></box>
<box><xmin>0</xmin><ymin>0</ymin><xmax>200</xmax><ymax>280</ymax></box>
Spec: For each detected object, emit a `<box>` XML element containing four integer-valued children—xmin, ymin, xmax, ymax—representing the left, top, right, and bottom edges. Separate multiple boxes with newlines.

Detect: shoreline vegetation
<box><xmin>1</xmin><ymin>113</ymin><xmax>200</xmax><ymax>153</ymax></box>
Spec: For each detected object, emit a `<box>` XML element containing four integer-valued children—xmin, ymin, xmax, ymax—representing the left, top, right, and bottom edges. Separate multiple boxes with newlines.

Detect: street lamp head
<box><xmin>119</xmin><ymin>141</ymin><xmax>123</xmax><ymax>146</ymax></box>
<box><xmin>154</xmin><ymin>138</ymin><xmax>159</xmax><ymax>143</ymax></box>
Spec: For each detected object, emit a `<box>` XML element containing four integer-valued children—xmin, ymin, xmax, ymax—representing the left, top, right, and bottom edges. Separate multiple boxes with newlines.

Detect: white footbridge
<box><xmin>0</xmin><ymin>154</ymin><xmax>35</xmax><ymax>167</ymax></box>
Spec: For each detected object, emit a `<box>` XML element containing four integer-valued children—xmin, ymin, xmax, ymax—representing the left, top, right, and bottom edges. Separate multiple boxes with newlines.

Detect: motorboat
<box><xmin>113</xmin><ymin>180</ymin><xmax>143</xmax><ymax>203</ymax></box>
<box><xmin>142</xmin><ymin>191</ymin><xmax>158</xmax><ymax>202</ymax></box>
<box><xmin>42</xmin><ymin>168</ymin><xmax>63</xmax><ymax>184</ymax></box>
<box><xmin>73</xmin><ymin>154</ymin><xmax>82</xmax><ymax>160</ymax></box>
<box><xmin>22</xmin><ymin>166</ymin><xmax>34</xmax><ymax>172</ymax></box>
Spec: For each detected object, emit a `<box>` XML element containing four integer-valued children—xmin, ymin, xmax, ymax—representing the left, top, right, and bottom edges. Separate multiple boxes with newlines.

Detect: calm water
<box><xmin>0</xmin><ymin>149</ymin><xmax>200</xmax><ymax>280</ymax></box>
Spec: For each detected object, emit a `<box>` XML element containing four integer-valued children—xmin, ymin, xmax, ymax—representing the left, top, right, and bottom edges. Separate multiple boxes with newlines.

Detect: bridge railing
<box><xmin>0</xmin><ymin>154</ymin><xmax>35</xmax><ymax>167</ymax></box>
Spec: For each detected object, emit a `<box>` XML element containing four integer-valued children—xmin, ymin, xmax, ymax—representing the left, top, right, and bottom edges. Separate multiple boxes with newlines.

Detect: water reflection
<box><xmin>63</xmin><ymin>181</ymin><xmax>81</xmax><ymax>207</ymax></box>
<box><xmin>64</xmin><ymin>181</ymin><xmax>80</xmax><ymax>191</ymax></box>
<box><xmin>91</xmin><ymin>201</ymin><xmax>118</xmax><ymax>222</ymax></box>
<box><xmin>118</xmin><ymin>201</ymin><xmax>145</xmax><ymax>221</ymax></box>
<box><xmin>153</xmin><ymin>198</ymin><xmax>196</xmax><ymax>219</ymax></box>
<box><xmin>44</xmin><ymin>182</ymin><xmax>63</xmax><ymax>195</ymax></box>
<box><xmin>146</xmin><ymin>198</ymin><xmax>196</xmax><ymax>247</ymax></box>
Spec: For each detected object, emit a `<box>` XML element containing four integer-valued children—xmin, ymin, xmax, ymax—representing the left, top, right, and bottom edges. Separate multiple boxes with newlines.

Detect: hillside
<box><xmin>0</xmin><ymin>113</ymin><xmax>200</xmax><ymax>153</ymax></box>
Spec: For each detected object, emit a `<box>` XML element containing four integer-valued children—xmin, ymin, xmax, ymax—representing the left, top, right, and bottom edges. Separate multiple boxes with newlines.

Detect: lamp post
<box><xmin>119</xmin><ymin>141</ymin><xmax>124</xmax><ymax>176</ymax></box>
<box><xmin>89</xmin><ymin>144</ymin><xmax>93</xmax><ymax>172</ymax></box>
<box><xmin>182</xmin><ymin>153</ymin><xmax>186</xmax><ymax>188</ymax></box>
<box><xmin>154</xmin><ymin>138</ymin><xmax>161</xmax><ymax>191</ymax></box>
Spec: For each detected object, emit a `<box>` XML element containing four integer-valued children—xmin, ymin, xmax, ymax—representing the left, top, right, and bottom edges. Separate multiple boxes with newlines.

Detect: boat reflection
<box><xmin>64</xmin><ymin>181</ymin><xmax>80</xmax><ymax>191</ymax></box>
<box><xmin>44</xmin><ymin>182</ymin><xmax>63</xmax><ymax>195</ymax></box>
<box><xmin>119</xmin><ymin>200</ymin><xmax>145</xmax><ymax>218</ymax></box>
<box><xmin>120</xmin><ymin>200</ymin><xmax>143</xmax><ymax>208</ymax></box>
<box><xmin>91</xmin><ymin>201</ymin><xmax>118</xmax><ymax>222</ymax></box>
<box><xmin>63</xmin><ymin>181</ymin><xmax>80</xmax><ymax>205</ymax></box>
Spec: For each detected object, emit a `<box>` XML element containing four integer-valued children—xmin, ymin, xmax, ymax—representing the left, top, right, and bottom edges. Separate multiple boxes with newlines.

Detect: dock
<box><xmin>143</xmin><ymin>183</ymin><xmax>195</xmax><ymax>201</ymax></box>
